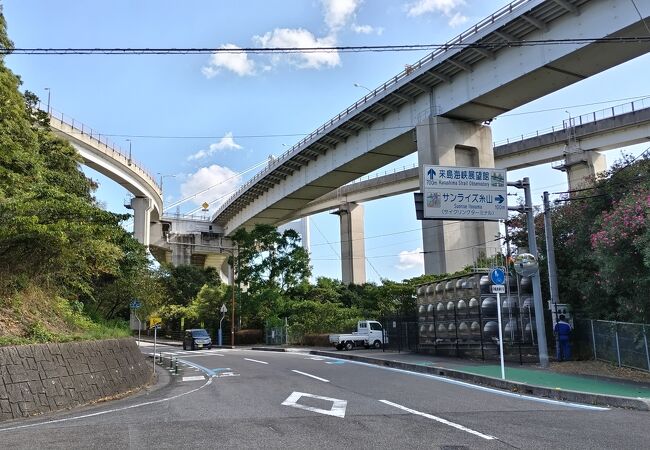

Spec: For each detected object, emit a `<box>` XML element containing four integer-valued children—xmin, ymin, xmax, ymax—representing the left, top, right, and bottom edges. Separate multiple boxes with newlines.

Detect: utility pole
<box><xmin>508</xmin><ymin>178</ymin><xmax>549</xmax><ymax>368</ymax></box>
<box><xmin>543</xmin><ymin>191</ymin><xmax>560</xmax><ymax>318</ymax></box>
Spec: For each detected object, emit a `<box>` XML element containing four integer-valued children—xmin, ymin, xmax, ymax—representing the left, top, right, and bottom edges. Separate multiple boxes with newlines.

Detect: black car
<box><xmin>183</xmin><ymin>328</ymin><xmax>212</xmax><ymax>350</ymax></box>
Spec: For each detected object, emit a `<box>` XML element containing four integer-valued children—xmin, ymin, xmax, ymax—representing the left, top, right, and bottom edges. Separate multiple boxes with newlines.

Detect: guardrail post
<box><xmin>590</xmin><ymin>319</ymin><xmax>597</xmax><ymax>360</ymax></box>
<box><xmin>615</xmin><ymin>324</ymin><xmax>622</xmax><ymax>367</ymax></box>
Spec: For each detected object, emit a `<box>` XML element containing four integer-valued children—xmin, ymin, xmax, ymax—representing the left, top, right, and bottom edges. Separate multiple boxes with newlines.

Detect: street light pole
<box><xmin>353</xmin><ymin>83</ymin><xmax>372</xmax><ymax>93</ymax></box>
<box><xmin>44</xmin><ymin>87</ymin><xmax>51</xmax><ymax>114</ymax></box>
<box><xmin>126</xmin><ymin>139</ymin><xmax>132</xmax><ymax>165</ymax></box>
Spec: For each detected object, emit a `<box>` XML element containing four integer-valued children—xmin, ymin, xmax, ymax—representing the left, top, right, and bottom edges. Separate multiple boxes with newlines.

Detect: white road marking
<box><xmin>182</xmin><ymin>375</ymin><xmax>206</xmax><ymax>382</ymax></box>
<box><xmin>282</xmin><ymin>392</ymin><xmax>347</xmax><ymax>418</ymax></box>
<box><xmin>306</xmin><ymin>357</ymin><xmax>324</xmax><ymax>360</ymax></box>
<box><xmin>0</xmin><ymin>378</ymin><xmax>213</xmax><ymax>433</ymax></box>
<box><xmin>291</xmin><ymin>370</ymin><xmax>329</xmax><ymax>383</ymax></box>
<box><xmin>315</xmin><ymin>356</ymin><xmax>609</xmax><ymax>411</ymax></box>
<box><xmin>217</xmin><ymin>372</ymin><xmax>240</xmax><ymax>378</ymax></box>
<box><xmin>244</xmin><ymin>358</ymin><xmax>269</xmax><ymax>365</ymax></box>
<box><xmin>379</xmin><ymin>400</ymin><xmax>495</xmax><ymax>440</ymax></box>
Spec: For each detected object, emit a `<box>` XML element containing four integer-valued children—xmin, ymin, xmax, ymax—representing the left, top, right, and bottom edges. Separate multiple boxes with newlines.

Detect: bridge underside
<box><xmin>234</xmin><ymin>130</ymin><xmax>416</xmax><ymax>230</ymax></box>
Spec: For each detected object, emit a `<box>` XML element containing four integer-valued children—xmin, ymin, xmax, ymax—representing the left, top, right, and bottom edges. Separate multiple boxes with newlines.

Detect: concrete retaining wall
<box><xmin>0</xmin><ymin>338</ymin><xmax>153</xmax><ymax>421</ymax></box>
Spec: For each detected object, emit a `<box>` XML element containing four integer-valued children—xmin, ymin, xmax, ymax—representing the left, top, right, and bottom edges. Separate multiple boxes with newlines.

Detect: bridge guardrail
<box><xmin>214</xmin><ymin>0</ymin><xmax>532</xmax><ymax>218</ymax></box>
<box><xmin>493</xmin><ymin>96</ymin><xmax>650</xmax><ymax>147</ymax></box>
<box><xmin>40</xmin><ymin>102</ymin><xmax>162</xmax><ymax>195</ymax></box>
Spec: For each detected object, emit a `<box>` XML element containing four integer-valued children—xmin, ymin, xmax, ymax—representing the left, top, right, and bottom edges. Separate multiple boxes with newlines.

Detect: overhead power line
<box><xmin>5</xmin><ymin>37</ymin><xmax>650</xmax><ymax>55</ymax></box>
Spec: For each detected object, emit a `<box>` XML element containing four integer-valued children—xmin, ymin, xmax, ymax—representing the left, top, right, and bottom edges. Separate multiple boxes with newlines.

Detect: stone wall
<box><xmin>0</xmin><ymin>338</ymin><xmax>153</xmax><ymax>421</ymax></box>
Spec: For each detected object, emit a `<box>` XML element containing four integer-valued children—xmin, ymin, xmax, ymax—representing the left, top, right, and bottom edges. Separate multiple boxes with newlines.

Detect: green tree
<box><xmin>158</xmin><ymin>265</ymin><xmax>221</xmax><ymax>306</ymax></box>
<box><xmin>232</xmin><ymin>224</ymin><xmax>311</xmax><ymax>291</ymax></box>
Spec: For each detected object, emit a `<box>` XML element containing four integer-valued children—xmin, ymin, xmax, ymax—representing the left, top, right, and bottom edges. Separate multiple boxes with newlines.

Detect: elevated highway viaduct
<box><xmin>287</xmin><ymin>99</ymin><xmax>650</xmax><ymax>222</ymax></box>
<box><xmin>210</xmin><ymin>0</ymin><xmax>650</xmax><ymax>282</ymax></box>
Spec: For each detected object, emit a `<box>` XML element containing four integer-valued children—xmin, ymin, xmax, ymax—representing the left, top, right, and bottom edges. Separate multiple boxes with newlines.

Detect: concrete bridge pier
<box><xmin>554</xmin><ymin>149</ymin><xmax>607</xmax><ymax>191</ymax></box>
<box><xmin>333</xmin><ymin>202</ymin><xmax>366</xmax><ymax>285</ymax></box>
<box><xmin>416</xmin><ymin>116</ymin><xmax>499</xmax><ymax>275</ymax></box>
<box><xmin>131</xmin><ymin>196</ymin><xmax>153</xmax><ymax>247</ymax></box>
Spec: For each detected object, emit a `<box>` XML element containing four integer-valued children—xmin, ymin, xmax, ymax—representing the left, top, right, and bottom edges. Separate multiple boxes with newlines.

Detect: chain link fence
<box><xmin>575</xmin><ymin>319</ymin><xmax>650</xmax><ymax>372</ymax></box>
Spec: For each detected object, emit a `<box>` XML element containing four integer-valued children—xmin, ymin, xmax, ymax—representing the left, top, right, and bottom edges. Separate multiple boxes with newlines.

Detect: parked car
<box><xmin>183</xmin><ymin>328</ymin><xmax>212</xmax><ymax>350</ymax></box>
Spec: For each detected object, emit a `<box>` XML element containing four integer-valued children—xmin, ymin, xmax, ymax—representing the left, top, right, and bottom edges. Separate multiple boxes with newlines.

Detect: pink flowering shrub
<box><xmin>590</xmin><ymin>189</ymin><xmax>650</xmax><ymax>252</ymax></box>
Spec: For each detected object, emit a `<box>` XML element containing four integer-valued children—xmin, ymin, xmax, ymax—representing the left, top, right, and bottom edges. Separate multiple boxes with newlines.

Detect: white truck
<box><xmin>329</xmin><ymin>320</ymin><xmax>388</xmax><ymax>350</ymax></box>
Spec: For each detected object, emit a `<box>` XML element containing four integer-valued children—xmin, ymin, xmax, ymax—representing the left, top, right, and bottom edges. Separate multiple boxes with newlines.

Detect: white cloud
<box><xmin>180</xmin><ymin>165</ymin><xmax>242</xmax><ymax>208</ymax></box>
<box><xmin>322</xmin><ymin>0</ymin><xmax>362</xmax><ymax>31</ymax></box>
<box><xmin>351</xmin><ymin>23</ymin><xmax>384</xmax><ymax>35</ymax></box>
<box><xmin>448</xmin><ymin>11</ymin><xmax>468</xmax><ymax>28</ymax></box>
<box><xmin>202</xmin><ymin>44</ymin><xmax>256</xmax><ymax>77</ymax></box>
<box><xmin>396</xmin><ymin>247</ymin><xmax>424</xmax><ymax>270</ymax></box>
<box><xmin>187</xmin><ymin>132</ymin><xmax>243</xmax><ymax>161</ymax></box>
<box><xmin>406</xmin><ymin>0</ymin><xmax>467</xmax><ymax>27</ymax></box>
<box><xmin>253</xmin><ymin>28</ymin><xmax>340</xmax><ymax>69</ymax></box>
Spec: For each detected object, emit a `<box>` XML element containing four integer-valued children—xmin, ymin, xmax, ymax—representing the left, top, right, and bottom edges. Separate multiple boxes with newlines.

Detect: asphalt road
<box><xmin>1</xmin><ymin>343</ymin><xmax>649</xmax><ymax>449</ymax></box>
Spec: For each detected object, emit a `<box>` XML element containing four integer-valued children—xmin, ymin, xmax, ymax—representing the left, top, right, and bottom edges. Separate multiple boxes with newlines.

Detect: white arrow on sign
<box><xmin>282</xmin><ymin>392</ymin><xmax>347</xmax><ymax>418</ymax></box>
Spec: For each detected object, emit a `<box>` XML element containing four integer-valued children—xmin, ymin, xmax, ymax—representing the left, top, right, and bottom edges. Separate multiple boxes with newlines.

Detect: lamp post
<box><xmin>125</xmin><ymin>139</ymin><xmax>132</xmax><ymax>165</ymax></box>
<box><xmin>157</xmin><ymin>173</ymin><xmax>176</xmax><ymax>193</ymax></box>
<box><xmin>353</xmin><ymin>83</ymin><xmax>372</xmax><ymax>93</ymax></box>
<box><xmin>44</xmin><ymin>87</ymin><xmax>51</xmax><ymax>114</ymax></box>
<box><xmin>219</xmin><ymin>245</ymin><xmax>239</xmax><ymax>347</ymax></box>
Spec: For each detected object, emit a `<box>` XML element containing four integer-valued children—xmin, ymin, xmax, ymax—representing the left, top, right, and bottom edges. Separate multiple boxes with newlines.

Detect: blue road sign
<box><xmin>489</xmin><ymin>268</ymin><xmax>506</xmax><ymax>285</ymax></box>
<box><xmin>130</xmin><ymin>300</ymin><xmax>141</xmax><ymax>309</ymax></box>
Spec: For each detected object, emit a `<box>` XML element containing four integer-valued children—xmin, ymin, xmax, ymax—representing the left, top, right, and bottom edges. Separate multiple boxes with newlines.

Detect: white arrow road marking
<box><xmin>379</xmin><ymin>400</ymin><xmax>495</xmax><ymax>440</ymax></box>
<box><xmin>291</xmin><ymin>370</ymin><xmax>329</xmax><ymax>383</ymax></box>
<box><xmin>282</xmin><ymin>392</ymin><xmax>347</xmax><ymax>418</ymax></box>
<box><xmin>182</xmin><ymin>375</ymin><xmax>206</xmax><ymax>382</ymax></box>
<box><xmin>244</xmin><ymin>358</ymin><xmax>269</xmax><ymax>364</ymax></box>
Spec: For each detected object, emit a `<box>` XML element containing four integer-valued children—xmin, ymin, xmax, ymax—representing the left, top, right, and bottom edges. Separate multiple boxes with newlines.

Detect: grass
<box><xmin>0</xmin><ymin>287</ymin><xmax>131</xmax><ymax>346</ymax></box>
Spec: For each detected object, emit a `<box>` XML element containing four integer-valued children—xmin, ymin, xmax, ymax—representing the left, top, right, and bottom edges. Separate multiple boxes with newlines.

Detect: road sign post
<box><xmin>490</xmin><ymin>268</ymin><xmax>507</xmax><ymax>380</ymax></box>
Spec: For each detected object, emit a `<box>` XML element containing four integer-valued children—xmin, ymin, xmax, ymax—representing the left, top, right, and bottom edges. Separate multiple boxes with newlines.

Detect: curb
<box><xmin>309</xmin><ymin>350</ymin><xmax>650</xmax><ymax>411</ymax></box>
<box><xmin>251</xmin><ymin>347</ymin><xmax>288</xmax><ymax>352</ymax></box>
<box><xmin>137</xmin><ymin>338</ymin><xmax>236</xmax><ymax>350</ymax></box>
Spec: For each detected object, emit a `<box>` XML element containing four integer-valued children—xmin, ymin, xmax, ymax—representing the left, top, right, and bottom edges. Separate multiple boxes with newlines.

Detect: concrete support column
<box><xmin>416</xmin><ymin>116</ymin><xmax>499</xmax><ymax>275</ymax></box>
<box><xmin>170</xmin><ymin>235</ymin><xmax>193</xmax><ymax>266</ymax></box>
<box><xmin>335</xmin><ymin>202</ymin><xmax>366</xmax><ymax>285</ymax></box>
<box><xmin>131</xmin><ymin>197</ymin><xmax>153</xmax><ymax>247</ymax></box>
<box><xmin>562</xmin><ymin>150</ymin><xmax>607</xmax><ymax>191</ymax></box>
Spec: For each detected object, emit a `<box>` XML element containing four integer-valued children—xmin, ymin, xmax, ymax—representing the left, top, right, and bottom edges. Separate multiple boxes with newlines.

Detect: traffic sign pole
<box><xmin>491</xmin><ymin>283</ymin><xmax>506</xmax><ymax>380</ymax></box>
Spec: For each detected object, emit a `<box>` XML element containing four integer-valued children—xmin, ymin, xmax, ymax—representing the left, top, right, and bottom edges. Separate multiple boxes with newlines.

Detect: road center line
<box><xmin>291</xmin><ymin>370</ymin><xmax>329</xmax><ymax>383</ymax></box>
<box><xmin>244</xmin><ymin>358</ymin><xmax>269</xmax><ymax>365</ymax></box>
<box><xmin>379</xmin><ymin>400</ymin><xmax>495</xmax><ymax>440</ymax></box>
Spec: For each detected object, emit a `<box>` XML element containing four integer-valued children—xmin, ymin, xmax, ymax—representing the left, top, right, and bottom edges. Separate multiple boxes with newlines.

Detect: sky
<box><xmin>3</xmin><ymin>0</ymin><xmax>650</xmax><ymax>283</ymax></box>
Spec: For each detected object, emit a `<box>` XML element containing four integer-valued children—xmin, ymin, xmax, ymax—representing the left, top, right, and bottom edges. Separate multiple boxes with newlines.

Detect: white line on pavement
<box><xmin>379</xmin><ymin>400</ymin><xmax>496</xmax><ymax>440</ymax></box>
<box><xmin>315</xmin><ymin>357</ymin><xmax>609</xmax><ymax>411</ymax></box>
<box><xmin>291</xmin><ymin>370</ymin><xmax>329</xmax><ymax>383</ymax></box>
<box><xmin>244</xmin><ymin>358</ymin><xmax>269</xmax><ymax>365</ymax></box>
<box><xmin>282</xmin><ymin>392</ymin><xmax>347</xmax><ymax>418</ymax></box>
<box><xmin>182</xmin><ymin>376</ymin><xmax>206</xmax><ymax>382</ymax></box>
<box><xmin>0</xmin><ymin>378</ymin><xmax>213</xmax><ymax>433</ymax></box>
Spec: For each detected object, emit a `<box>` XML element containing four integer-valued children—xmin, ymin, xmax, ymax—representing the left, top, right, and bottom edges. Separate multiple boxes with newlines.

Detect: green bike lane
<box><xmin>417</xmin><ymin>361</ymin><xmax>650</xmax><ymax>398</ymax></box>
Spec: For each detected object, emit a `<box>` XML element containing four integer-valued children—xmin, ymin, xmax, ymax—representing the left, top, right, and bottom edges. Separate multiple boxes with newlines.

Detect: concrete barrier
<box><xmin>0</xmin><ymin>338</ymin><xmax>153</xmax><ymax>421</ymax></box>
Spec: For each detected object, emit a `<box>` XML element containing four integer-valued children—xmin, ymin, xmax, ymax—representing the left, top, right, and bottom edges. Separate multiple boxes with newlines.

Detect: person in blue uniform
<box><xmin>554</xmin><ymin>314</ymin><xmax>572</xmax><ymax>361</ymax></box>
